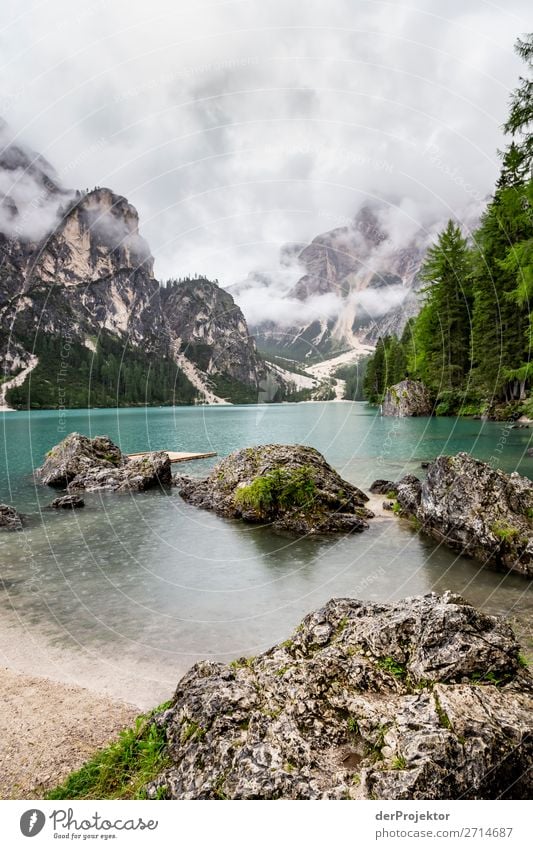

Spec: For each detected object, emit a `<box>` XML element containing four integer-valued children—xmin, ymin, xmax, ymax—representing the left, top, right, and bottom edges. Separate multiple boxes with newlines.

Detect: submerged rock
<box><xmin>391</xmin><ymin>453</ymin><xmax>533</xmax><ymax>577</ymax></box>
<box><xmin>49</xmin><ymin>494</ymin><xmax>85</xmax><ymax>509</ymax></box>
<box><xmin>0</xmin><ymin>504</ymin><xmax>24</xmax><ymax>530</ymax></box>
<box><xmin>176</xmin><ymin>444</ymin><xmax>373</xmax><ymax>535</ymax></box>
<box><xmin>37</xmin><ymin>433</ymin><xmax>172</xmax><ymax>493</ymax></box>
<box><xmin>382</xmin><ymin>380</ymin><xmax>433</xmax><ymax>417</ymax></box>
<box><xmin>145</xmin><ymin>592</ymin><xmax>532</xmax><ymax>800</ymax></box>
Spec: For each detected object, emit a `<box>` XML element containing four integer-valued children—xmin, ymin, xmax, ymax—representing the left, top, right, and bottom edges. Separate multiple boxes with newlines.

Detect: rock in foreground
<box><xmin>145</xmin><ymin>592</ymin><xmax>532</xmax><ymax>800</ymax></box>
<box><xmin>176</xmin><ymin>444</ymin><xmax>372</xmax><ymax>535</ymax></box>
<box><xmin>382</xmin><ymin>379</ymin><xmax>433</xmax><ymax>417</ymax></box>
<box><xmin>37</xmin><ymin>433</ymin><xmax>172</xmax><ymax>492</ymax></box>
<box><xmin>394</xmin><ymin>453</ymin><xmax>533</xmax><ymax>577</ymax></box>
<box><xmin>0</xmin><ymin>504</ymin><xmax>24</xmax><ymax>530</ymax></box>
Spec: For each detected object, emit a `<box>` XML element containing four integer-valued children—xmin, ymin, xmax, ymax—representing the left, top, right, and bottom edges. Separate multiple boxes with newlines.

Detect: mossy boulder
<box><xmin>176</xmin><ymin>444</ymin><xmax>373</xmax><ymax>535</ymax></box>
<box><xmin>390</xmin><ymin>453</ymin><xmax>533</xmax><ymax>577</ymax></box>
<box><xmin>382</xmin><ymin>380</ymin><xmax>433</xmax><ymax>417</ymax></box>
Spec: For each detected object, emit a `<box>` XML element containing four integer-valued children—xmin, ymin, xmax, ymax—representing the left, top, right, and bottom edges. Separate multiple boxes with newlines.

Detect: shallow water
<box><xmin>0</xmin><ymin>402</ymin><xmax>532</xmax><ymax>706</ymax></box>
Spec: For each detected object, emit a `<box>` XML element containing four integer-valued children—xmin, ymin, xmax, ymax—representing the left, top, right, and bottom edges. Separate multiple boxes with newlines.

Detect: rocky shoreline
<box><xmin>1</xmin><ymin>433</ymin><xmax>531</xmax><ymax>580</ymax></box>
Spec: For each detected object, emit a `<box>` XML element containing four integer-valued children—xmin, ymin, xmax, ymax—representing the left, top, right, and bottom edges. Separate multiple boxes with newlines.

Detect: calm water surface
<box><xmin>1</xmin><ymin>402</ymin><xmax>532</xmax><ymax>705</ymax></box>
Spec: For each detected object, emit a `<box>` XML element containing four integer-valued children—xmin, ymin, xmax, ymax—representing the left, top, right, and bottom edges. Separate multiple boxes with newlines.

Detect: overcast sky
<box><xmin>0</xmin><ymin>0</ymin><xmax>531</xmax><ymax>289</ymax></box>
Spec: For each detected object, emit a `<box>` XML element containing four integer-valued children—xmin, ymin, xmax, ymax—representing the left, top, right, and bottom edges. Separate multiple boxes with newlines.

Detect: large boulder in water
<box><xmin>145</xmin><ymin>592</ymin><xmax>533</xmax><ymax>800</ymax></box>
<box><xmin>382</xmin><ymin>379</ymin><xmax>433</xmax><ymax>417</ymax></box>
<box><xmin>389</xmin><ymin>453</ymin><xmax>533</xmax><ymax>577</ymax></box>
<box><xmin>36</xmin><ymin>432</ymin><xmax>172</xmax><ymax>492</ymax></box>
<box><xmin>176</xmin><ymin>444</ymin><xmax>373</xmax><ymax>535</ymax></box>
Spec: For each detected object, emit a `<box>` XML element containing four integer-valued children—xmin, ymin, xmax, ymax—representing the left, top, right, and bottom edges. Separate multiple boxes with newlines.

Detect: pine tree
<box><xmin>417</xmin><ymin>220</ymin><xmax>472</xmax><ymax>394</ymax></box>
<box><xmin>499</xmin><ymin>34</ymin><xmax>533</xmax><ymax>186</ymax></box>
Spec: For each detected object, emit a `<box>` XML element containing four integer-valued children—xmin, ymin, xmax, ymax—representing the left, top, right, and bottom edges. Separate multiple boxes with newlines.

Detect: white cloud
<box><xmin>0</xmin><ymin>0</ymin><xmax>529</xmax><ymax>309</ymax></box>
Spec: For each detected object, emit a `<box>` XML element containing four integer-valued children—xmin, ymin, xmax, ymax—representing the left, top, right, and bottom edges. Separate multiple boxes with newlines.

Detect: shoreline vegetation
<box><xmin>362</xmin><ymin>36</ymin><xmax>533</xmax><ymax>423</ymax></box>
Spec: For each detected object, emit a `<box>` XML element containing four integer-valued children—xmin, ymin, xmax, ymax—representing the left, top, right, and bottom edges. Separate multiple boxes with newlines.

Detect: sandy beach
<box><xmin>0</xmin><ymin>667</ymin><xmax>139</xmax><ymax>799</ymax></box>
<box><xmin>0</xmin><ymin>607</ymin><xmax>179</xmax><ymax>800</ymax></box>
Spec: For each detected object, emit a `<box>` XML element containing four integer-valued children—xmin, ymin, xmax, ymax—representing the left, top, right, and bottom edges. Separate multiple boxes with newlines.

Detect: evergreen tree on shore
<box><xmin>363</xmin><ymin>33</ymin><xmax>533</xmax><ymax>415</ymax></box>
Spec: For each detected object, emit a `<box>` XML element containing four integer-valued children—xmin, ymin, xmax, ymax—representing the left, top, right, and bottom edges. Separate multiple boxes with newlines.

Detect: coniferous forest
<box><xmin>363</xmin><ymin>34</ymin><xmax>533</xmax><ymax>418</ymax></box>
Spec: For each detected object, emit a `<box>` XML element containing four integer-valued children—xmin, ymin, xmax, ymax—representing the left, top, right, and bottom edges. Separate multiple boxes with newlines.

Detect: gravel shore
<box><xmin>0</xmin><ymin>667</ymin><xmax>139</xmax><ymax>799</ymax></box>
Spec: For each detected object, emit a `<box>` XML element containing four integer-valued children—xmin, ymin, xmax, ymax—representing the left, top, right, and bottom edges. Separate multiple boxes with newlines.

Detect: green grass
<box><xmin>181</xmin><ymin>720</ymin><xmax>206</xmax><ymax>743</ymax></box>
<box><xmin>376</xmin><ymin>656</ymin><xmax>407</xmax><ymax>679</ymax></box>
<box><xmin>234</xmin><ymin>466</ymin><xmax>317</xmax><ymax>517</ymax></box>
<box><xmin>470</xmin><ymin>670</ymin><xmax>506</xmax><ymax>686</ymax></box>
<box><xmin>45</xmin><ymin>702</ymin><xmax>172</xmax><ymax>800</ymax></box>
<box><xmin>229</xmin><ymin>655</ymin><xmax>256</xmax><ymax>670</ymax></box>
<box><xmin>391</xmin><ymin>754</ymin><xmax>407</xmax><ymax>770</ymax></box>
<box><xmin>347</xmin><ymin>716</ymin><xmax>359</xmax><ymax>734</ymax></box>
<box><xmin>433</xmin><ymin>692</ymin><xmax>452</xmax><ymax>730</ymax></box>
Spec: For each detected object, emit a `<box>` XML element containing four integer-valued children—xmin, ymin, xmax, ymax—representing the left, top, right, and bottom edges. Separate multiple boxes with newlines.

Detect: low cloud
<box><xmin>0</xmin><ymin>0</ymin><xmax>529</xmax><ymax>293</ymax></box>
<box><xmin>0</xmin><ymin>121</ymin><xmax>71</xmax><ymax>241</ymax></box>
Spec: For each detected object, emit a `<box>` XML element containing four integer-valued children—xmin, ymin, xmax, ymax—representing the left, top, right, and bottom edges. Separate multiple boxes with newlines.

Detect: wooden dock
<box><xmin>127</xmin><ymin>450</ymin><xmax>217</xmax><ymax>464</ymax></box>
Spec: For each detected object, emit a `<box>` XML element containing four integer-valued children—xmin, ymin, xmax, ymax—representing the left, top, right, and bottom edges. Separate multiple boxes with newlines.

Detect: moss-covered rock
<box><xmin>382</xmin><ymin>379</ymin><xmax>433</xmax><ymax>417</ymax></box>
<box><xmin>176</xmin><ymin>444</ymin><xmax>373</xmax><ymax>535</ymax></box>
<box><xmin>390</xmin><ymin>453</ymin><xmax>533</xmax><ymax>577</ymax></box>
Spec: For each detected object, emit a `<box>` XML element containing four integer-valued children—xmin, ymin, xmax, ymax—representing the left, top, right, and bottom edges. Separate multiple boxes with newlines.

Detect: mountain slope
<box><xmin>0</xmin><ymin>125</ymin><xmax>277</xmax><ymax>408</ymax></box>
<box><xmin>249</xmin><ymin>204</ymin><xmax>427</xmax><ymax>361</ymax></box>
<box><xmin>238</xmin><ymin>201</ymin><xmax>481</xmax><ymax>362</ymax></box>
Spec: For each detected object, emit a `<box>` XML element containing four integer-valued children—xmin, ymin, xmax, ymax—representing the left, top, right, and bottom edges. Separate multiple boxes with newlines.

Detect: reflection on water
<box><xmin>0</xmin><ymin>402</ymin><xmax>532</xmax><ymax>705</ymax></box>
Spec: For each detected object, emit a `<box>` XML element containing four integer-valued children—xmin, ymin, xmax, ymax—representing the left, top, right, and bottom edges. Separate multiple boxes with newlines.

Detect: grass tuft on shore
<box><xmin>45</xmin><ymin>701</ymin><xmax>172</xmax><ymax>800</ymax></box>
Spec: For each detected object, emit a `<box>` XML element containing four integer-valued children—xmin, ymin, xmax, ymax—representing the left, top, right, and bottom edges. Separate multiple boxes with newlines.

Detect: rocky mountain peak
<box><xmin>31</xmin><ymin>187</ymin><xmax>155</xmax><ymax>287</ymax></box>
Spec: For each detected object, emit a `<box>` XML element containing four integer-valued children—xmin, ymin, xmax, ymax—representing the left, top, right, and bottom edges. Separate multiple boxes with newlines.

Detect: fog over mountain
<box><xmin>1</xmin><ymin>0</ymin><xmax>530</xmax><ymax>331</ymax></box>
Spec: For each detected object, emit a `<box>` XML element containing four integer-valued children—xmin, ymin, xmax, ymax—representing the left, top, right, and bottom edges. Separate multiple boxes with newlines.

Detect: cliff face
<box><xmin>162</xmin><ymin>279</ymin><xmax>266</xmax><ymax>392</ymax></box>
<box><xmin>0</xmin><ymin>126</ymin><xmax>272</xmax><ymax>405</ymax></box>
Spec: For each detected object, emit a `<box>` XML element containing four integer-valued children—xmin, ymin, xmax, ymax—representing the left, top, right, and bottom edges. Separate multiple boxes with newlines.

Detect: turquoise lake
<box><xmin>1</xmin><ymin>402</ymin><xmax>532</xmax><ymax>707</ymax></box>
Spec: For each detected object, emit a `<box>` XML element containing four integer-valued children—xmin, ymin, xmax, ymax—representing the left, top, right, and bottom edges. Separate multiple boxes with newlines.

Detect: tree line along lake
<box><xmin>0</xmin><ymin>401</ymin><xmax>531</xmax><ymax>708</ymax></box>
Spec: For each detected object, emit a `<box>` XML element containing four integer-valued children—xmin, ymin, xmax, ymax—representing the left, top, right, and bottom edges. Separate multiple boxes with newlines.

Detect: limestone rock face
<box><xmin>162</xmin><ymin>278</ymin><xmax>267</xmax><ymax>395</ymax></box>
<box><xmin>417</xmin><ymin>454</ymin><xmax>533</xmax><ymax>577</ymax></box>
<box><xmin>37</xmin><ymin>432</ymin><xmax>171</xmax><ymax>492</ymax></box>
<box><xmin>176</xmin><ymin>444</ymin><xmax>373</xmax><ymax>535</ymax></box>
<box><xmin>0</xmin><ymin>504</ymin><xmax>24</xmax><ymax>530</ymax></box>
<box><xmin>145</xmin><ymin>592</ymin><xmax>532</xmax><ymax>800</ymax></box>
<box><xmin>395</xmin><ymin>474</ymin><xmax>423</xmax><ymax>516</ymax></box>
<box><xmin>382</xmin><ymin>380</ymin><xmax>433</xmax><ymax>417</ymax></box>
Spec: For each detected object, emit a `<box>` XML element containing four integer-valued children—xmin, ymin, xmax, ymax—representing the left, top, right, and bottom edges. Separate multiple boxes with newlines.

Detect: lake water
<box><xmin>1</xmin><ymin>402</ymin><xmax>532</xmax><ymax>707</ymax></box>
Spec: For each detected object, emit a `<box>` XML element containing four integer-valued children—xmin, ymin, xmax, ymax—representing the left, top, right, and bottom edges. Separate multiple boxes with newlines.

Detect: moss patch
<box><xmin>234</xmin><ymin>466</ymin><xmax>317</xmax><ymax>517</ymax></box>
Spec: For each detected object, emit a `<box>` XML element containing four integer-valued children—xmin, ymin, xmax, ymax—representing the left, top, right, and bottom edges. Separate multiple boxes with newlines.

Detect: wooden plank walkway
<box><xmin>127</xmin><ymin>450</ymin><xmax>217</xmax><ymax>464</ymax></box>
